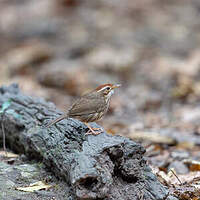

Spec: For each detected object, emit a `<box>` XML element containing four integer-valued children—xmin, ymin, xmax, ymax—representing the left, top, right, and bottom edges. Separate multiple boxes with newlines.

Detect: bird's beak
<box><xmin>112</xmin><ymin>84</ymin><xmax>121</xmax><ymax>89</ymax></box>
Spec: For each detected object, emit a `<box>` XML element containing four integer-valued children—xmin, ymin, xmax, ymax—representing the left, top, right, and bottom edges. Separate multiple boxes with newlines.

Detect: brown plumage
<box><xmin>46</xmin><ymin>83</ymin><xmax>121</xmax><ymax>135</ymax></box>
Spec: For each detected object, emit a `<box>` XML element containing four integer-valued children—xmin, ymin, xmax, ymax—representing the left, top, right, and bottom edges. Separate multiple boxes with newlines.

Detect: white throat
<box><xmin>109</xmin><ymin>90</ymin><xmax>114</xmax><ymax>96</ymax></box>
<box><xmin>105</xmin><ymin>90</ymin><xmax>114</xmax><ymax>103</ymax></box>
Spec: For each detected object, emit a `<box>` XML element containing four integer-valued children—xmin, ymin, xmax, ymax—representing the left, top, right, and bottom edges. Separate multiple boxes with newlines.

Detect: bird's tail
<box><xmin>46</xmin><ymin>114</ymin><xmax>68</xmax><ymax>128</ymax></box>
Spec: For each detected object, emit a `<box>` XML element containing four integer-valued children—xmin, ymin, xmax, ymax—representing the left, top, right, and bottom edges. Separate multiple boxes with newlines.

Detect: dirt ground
<box><xmin>1</xmin><ymin>0</ymin><xmax>200</xmax><ymax>199</ymax></box>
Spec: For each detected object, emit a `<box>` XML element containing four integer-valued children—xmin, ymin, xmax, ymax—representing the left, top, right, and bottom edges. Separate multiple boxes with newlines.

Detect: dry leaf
<box><xmin>128</xmin><ymin>131</ymin><xmax>176</xmax><ymax>144</ymax></box>
<box><xmin>183</xmin><ymin>159</ymin><xmax>200</xmax><ymax>171</ymax></box>
<box><xmin>156</xmin><ymin>168</ymin><xmax>181</xmax><ymax>186</ymax></box>
<box><xmin>0</xmin><ymin>151</ymin><xmax>19</xmax><ymax>158</ymax></box>
<box><xmin>176</xmin><ymin>142</ymin><xmax>195</xmax><ymax>150</ymax></box>
<box><xmin>16</xmin><ymin>181</ymin><xmax>52</xmax><ymax>192</ymax></box>
<box><xmin>156</xmin><ymin>170</ymin><xmax>172</xmax><ymax>186</ymax></box>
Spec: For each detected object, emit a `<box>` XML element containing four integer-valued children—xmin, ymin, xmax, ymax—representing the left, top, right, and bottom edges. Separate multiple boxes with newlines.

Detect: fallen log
<box><xmin>0</xmin><ymin>84</ymin><xmax>175</xmax><ymax>200</ymax></box>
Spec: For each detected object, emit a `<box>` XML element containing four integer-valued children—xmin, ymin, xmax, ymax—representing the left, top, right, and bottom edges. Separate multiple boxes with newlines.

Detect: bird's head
<box><xmin>95</xmin><ymin>83</ymin><xmax>121</xmax><ymax>98</ymax></box>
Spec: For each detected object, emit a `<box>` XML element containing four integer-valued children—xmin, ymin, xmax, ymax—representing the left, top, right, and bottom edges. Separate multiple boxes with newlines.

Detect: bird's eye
<box><xmin>106</xmin><ymin>87</ymin><xmax>111</xmax><ymax>90</ymax></box>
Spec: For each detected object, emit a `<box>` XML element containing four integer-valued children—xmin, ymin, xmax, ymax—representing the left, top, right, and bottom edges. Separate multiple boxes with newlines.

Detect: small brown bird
<box><xmin>46</xmin><ymin>83</ymin><xmax>121</xmax><ymax>135</ymax></box>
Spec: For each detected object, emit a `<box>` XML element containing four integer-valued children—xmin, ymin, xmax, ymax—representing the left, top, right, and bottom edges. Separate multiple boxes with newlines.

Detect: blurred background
<box><xmin>1</xmin><ymin>0</ymin><xmax>200</xmax><ymax>176</ymax></box>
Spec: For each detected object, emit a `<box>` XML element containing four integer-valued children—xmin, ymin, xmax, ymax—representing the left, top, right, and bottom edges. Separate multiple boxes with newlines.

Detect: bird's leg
<box><xmin>84</xmin><ymin>123</ymin><xmax>103</xmax><ymax>135</ymax></box>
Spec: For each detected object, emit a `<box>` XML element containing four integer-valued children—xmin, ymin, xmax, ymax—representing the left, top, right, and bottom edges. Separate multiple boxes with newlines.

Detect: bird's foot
<box><xmin>85</xmin><ymin>124</ymin><xmax>103</xmax><ymax>135</ymax></box>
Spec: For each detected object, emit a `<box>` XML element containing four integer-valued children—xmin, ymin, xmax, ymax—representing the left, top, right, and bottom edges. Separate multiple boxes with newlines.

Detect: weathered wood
<box><xmin>0</xmin><ymin>84</ymin><xmax>174</xmax><ymax>200</ymax></box>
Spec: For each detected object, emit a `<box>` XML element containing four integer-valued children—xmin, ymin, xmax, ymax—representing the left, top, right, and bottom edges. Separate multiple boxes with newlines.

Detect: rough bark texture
<box><xmin>0</xmin><ymin>84</ymin><xmax>174</xmax><ymax>200</ymax></box>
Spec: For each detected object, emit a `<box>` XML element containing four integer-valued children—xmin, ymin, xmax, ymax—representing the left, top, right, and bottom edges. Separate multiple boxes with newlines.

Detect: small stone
<box><xmin>86</xmin><ymin>46</ymin><xmax>136</xmax><ymax>75</ymax></box>
<box><xmin>171</xmin><ymin>150</ymin><xmax>190</xmax><ymax>160</ymax></box>
<box><xmin>168</xmin><ymin>161</ymin><xmax>189</xmax><ymax>175</ymax></box>
<box><xmin>4</xmin><ymin>41</ymin><xmax>52</xmax><ymax>75</ymax></box>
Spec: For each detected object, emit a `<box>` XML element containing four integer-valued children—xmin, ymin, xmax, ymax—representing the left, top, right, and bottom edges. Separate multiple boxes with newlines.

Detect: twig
<box><xmin>1</xmin><ymin>112</ymin><xmax>7</xmax><ymax>157</ymax></box>
<box><xmin>170</xmin><ymin>169</ymin><xmax>182</xmax><ymax>185</ymax></box>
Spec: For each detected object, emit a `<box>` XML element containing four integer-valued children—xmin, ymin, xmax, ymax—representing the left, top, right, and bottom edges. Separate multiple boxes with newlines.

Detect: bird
<box><xmin>46</xmin><ymin>83</ymin><xmax>121</xmax><ymax>135</ymax></box>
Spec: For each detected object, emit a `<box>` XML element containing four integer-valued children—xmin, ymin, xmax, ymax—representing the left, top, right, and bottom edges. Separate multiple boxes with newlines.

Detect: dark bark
<box><xmin>0</xmin><ymin>84</ymin><xmax>173</xmax><ymax>200</ymax></box>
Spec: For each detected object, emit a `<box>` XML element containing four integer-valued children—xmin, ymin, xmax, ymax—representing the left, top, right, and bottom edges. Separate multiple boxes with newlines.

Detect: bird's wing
<box><xmin>68</xmin><ymin>95</ymin><xmax>104</xmax><ymax>117</ymax></box>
